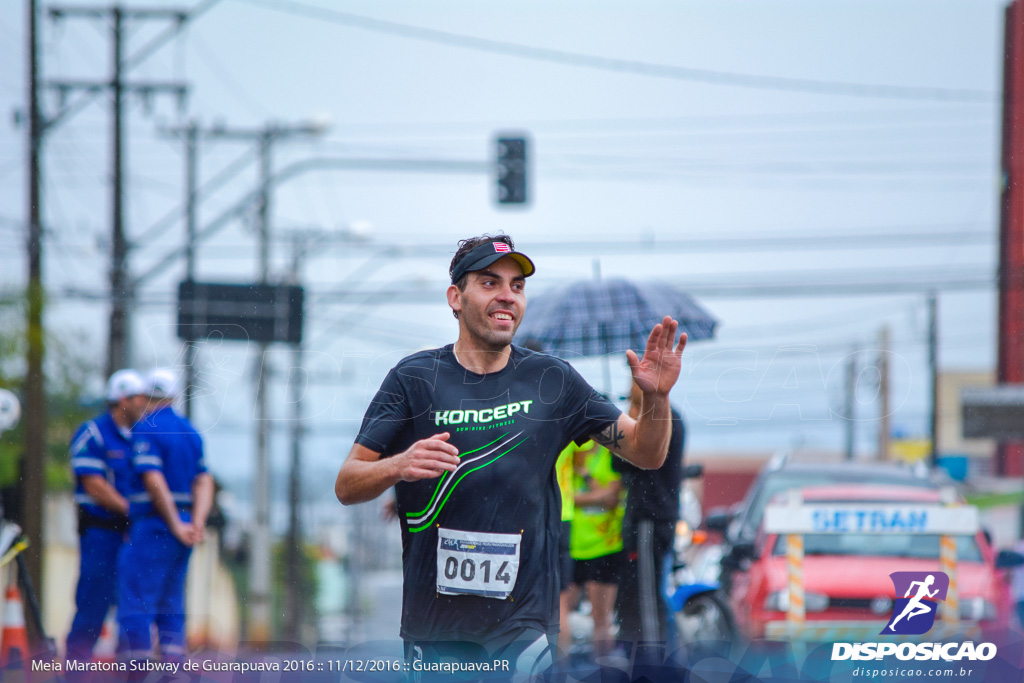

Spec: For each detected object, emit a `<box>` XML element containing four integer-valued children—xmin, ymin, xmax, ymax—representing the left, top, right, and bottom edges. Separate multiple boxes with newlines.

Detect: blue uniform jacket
<box><xmin>70</xmin><ymin>412</ymin><xmax>134</xmax><ymax>520</ymax></box>
<box><xmin>127</xmin><ymin>406</ymin><xmax>206</xmax><ymax>519</ymax></box>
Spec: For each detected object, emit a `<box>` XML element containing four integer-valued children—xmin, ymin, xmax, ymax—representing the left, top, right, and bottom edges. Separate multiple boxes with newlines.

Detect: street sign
<box><xmin>177</xmin><ymin>280</ymin><xmax>304</xmax><ymax>344</ymax></box>
<box><xmin>764</xmin><ymin>503</ymin><xmax>979</xmax><ymax>535</ymax></box>
<box><xmin>961</xmin><ymin>385</ymin><xmax>1024</xmax><ymax>440</ymax></box>
<box><xmin>765</xmin><ymin>498</ymin><xmax>978</xmax><ymax>636</ymax></box>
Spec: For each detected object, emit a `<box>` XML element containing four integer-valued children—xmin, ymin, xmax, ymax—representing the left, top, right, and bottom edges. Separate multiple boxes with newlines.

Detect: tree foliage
<box><xmin>0</xmin><ymin>297</ymin><xmax>100</xmax><ymax>492</ymax></box>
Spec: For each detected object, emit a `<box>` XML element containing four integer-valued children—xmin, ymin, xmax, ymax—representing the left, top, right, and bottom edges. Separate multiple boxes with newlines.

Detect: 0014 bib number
<box><xmin>436</xmin><ymin>528</ymin><xmax>521</xmax><ymax>599</ymax></box>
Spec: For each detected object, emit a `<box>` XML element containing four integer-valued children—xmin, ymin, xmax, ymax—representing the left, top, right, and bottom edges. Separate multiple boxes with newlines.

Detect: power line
<box><xmin>42</xmin><ymin>0</ymin><xmax>222</xmax><ymax>131</ymax></box>
<box><xmin>539</xmin><ymin>163</ymin><xmax>992</xmax><ymax>185</ymax></box>
<box><xmin>304</xmin><ymin>225</ymin><xmax>995</xmax><ymax>258</ymax></box>
<box><xmin>37</xmin><ymin>219</ymin><xmax>998</xmax><ymax>292</ymax></box>
<box><xmin>188</xmin><ymin>27</ymin><xmax>271</xmax><ymax>117</ymax></box>
<box><xmin>53</xmin><ymin>265</ymin><xmax>996</xmax><ymax>305</ymax></box>
<box><xmin>131</xmin><ymin>145</ymin><xmax>256</xmax><ymax>248</ymax></box>
<box><xmin>303</xmin><ymin>108</ymin><xmax>996</xmax><ymax>137</ymax></box>
<box><xmin>546</xmin><ymin>154</ymin><xmax>993</xmax><ymax>176</ymax></box>
<box><xmin>38</xmin><ymin>107</ymin><xmax>995</xmax><ymax>138</ymax></box>
<box><xmin>237</xmin><ymin>0</ymin><xmax>995</xmax><ymax>103</ymax></box>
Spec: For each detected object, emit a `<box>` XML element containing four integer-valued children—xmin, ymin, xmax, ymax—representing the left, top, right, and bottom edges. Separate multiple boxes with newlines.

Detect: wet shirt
<box><xmin>70</xmin><ymin>412</ymin><xmax>135</xmax><ymax>520</ymax></box>
<box><xmin>128</xmin><ymin>406</ymin><xmax>206</xmax><ymax>519</ymax></box>
<box><xmin>355</xmin><ymin>344</ymin><xmax>621</xmax><ymax>643</ymax></box>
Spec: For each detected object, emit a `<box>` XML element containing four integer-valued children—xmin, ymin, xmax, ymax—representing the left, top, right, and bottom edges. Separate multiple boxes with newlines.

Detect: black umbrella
<box><xmin>516</xmin><ymin>277</ymin><xmax>717</xmax><ymax>360</ymax></box>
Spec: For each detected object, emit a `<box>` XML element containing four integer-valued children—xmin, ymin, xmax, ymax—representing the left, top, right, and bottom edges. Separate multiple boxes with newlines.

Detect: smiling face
<box><xmin>448</xmin><ymin>256</ymin><xmax>527</xmax><ymax>352</ymax></box>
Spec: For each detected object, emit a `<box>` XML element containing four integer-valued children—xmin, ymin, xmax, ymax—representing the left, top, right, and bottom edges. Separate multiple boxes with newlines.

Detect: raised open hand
<box><xmin>625</xmin><ymin>316</ymin><xmax>688</xmax><ymax>396</ymax></box>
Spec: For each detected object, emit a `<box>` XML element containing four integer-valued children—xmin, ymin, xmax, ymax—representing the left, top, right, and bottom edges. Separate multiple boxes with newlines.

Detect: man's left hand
<box><xmin>626</xmin><ymin>316</ymin><xmax>687</xmax><ymax>398</ymax></box>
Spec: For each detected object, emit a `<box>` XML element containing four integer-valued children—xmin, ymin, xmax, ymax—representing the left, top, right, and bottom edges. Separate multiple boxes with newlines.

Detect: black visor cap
<box><xmin>450</xmin><ymin>242</ymin><xmax>536</xmax><ymax>284</ymax></box>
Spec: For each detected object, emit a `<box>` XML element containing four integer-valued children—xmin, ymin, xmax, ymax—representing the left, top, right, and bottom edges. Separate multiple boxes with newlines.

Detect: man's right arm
<box><xmin>335</xmin><ymin>433</ymin><xmax>460</xmax><ymax>505</ymax></box>
<box><xmin>80</xmin><ymin>475</ymin><xmax>129</xmax><ymax>517</ymax></box>
<box><xmin>71</xmin><ymin>424</ymin><xmax>129</xmax><ymax>515</ymax></box>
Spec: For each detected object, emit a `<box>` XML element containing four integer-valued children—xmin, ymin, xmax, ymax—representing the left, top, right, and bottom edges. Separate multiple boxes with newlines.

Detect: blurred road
<box><xmin>360</xmin><ymin>570</ymin><xmax>403</xmax><ymax>643</ymax></box>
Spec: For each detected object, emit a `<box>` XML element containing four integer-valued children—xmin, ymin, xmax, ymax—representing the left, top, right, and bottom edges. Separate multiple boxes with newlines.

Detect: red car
<box><xmin>727</xmin><ymin>485</ymin><xmax>1014</xmax><ymax>641</ymax></box>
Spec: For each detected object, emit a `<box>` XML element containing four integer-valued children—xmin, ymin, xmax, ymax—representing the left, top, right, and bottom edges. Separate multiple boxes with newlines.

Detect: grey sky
<box><xmin>0</xmin><ymin>0</ymin><xmax>1008</xmax><ymax>491</ymax></box>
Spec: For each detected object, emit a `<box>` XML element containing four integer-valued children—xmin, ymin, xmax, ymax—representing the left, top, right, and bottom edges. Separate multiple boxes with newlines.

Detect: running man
<box><xmin>335</xmin><ymin>234</ymin><xmax>687</xmax><ymax>677</ymax></box>
<box><xmin>888</xmin><ymin>574</ymin><xmax>939</xmax><ymax>631</ymax></box>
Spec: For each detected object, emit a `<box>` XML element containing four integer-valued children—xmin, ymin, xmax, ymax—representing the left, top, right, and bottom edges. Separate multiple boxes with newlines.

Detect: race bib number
<box><xmin>436</xmin><ymin>528</ymin><xmax>521</xmax><ymax>599</ymax></box>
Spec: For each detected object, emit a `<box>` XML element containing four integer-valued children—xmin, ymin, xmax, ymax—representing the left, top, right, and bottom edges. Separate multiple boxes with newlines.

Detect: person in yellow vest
<box><xmin>566</xmin><ymin>440</ymin><xmax>625</xmax><ymax>658</ymax></box>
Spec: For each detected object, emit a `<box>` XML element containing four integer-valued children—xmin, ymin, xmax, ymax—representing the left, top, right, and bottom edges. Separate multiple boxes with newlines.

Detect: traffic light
<box><xmin>495</xmin><ymin>136</ymin><xmax>528</xmax><ymax>205</ymax></box>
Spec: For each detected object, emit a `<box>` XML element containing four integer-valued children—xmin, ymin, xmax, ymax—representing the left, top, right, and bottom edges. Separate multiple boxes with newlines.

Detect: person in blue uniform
<box><xmin>118</xmin><ymin>369</ymin><xmax>214</xmax><ymax>663</ymax></box>
<box><xmin>66</xmin><ymin>369</ymin><xmax>148</xmax><ymax>663</ymax></box>
<box><xmin>335</xmin><ymin>234</ymin><xmax>689</xmax><ymax>679</ymax></box>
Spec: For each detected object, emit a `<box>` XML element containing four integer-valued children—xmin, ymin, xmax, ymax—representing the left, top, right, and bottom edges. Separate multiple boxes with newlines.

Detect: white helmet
<box><xmin>145</xmin><ymin>368</ymin><xmax>181</xmax><ymax>399</ymax></box>
<box><xmin>106</xmin><ymin>369</ymin><xmax>146</xmax><ymax>402</ymax></box>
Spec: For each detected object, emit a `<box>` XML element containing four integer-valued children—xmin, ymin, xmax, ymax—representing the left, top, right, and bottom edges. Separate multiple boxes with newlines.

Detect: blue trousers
<box><xmin>66</xmin><ymin>527</ymin><xmax>124</xmax><ymax>661</ymax></box>
<box><xmin>117</xmin><ymin>514</ymin><xmax>192</xmax><ymax>660</ymax></box>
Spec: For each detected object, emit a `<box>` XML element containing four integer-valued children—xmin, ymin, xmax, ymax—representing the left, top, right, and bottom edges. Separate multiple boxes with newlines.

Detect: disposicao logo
<box><xmin>883</xmin><ymin>571</ymin><xmax>949</xmax><ymax>635</ymax></box>
<box><xmin>831</xmin><ymin>570</ymin><xmax>998</xmax><ymax>663</ymax></box>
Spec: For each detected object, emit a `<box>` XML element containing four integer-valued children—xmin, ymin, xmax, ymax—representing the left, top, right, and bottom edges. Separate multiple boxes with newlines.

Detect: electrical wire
<box><xmin>235</xmin><ymin>0</ymin><xmax>995</xmax><ymax>103</ymax></box>
<box><xmin>131</xmin><ymin>145</ymin><xmax>256</xmax><ymax>248</ymax></box>
<box><xmin>43</xmin><ymin>0</ymin><xmax>223</xmax><ymax>130</ymax></box>
<box><xmin>189</xmin><ymin>27</ymin><xmax>272</xmax><ymax>117</ymax></box>
<box><xmin>547</xmin><ymin>153</ymin><xmax>992</xmax><ymax>175</ymax></box>
<box><xmin>306</xmin><ymin>107</ymin><xmax>996</xmax><ymax>137</ymax></box>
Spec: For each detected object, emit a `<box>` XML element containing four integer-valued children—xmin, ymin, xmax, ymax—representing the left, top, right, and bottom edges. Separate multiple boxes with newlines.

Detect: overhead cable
<box><xmin>238</xmin><ymin>0</ymin><xmax>994</xmax><ymax>103</ymax></box>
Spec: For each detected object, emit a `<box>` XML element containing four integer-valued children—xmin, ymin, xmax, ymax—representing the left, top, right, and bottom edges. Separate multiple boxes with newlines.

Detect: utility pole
<box><xmin>928</xmin><ymin>292</ymin><xmax>939</xmax><ymax>467</ymax></box>
<box><xmin>877</xmin><ymin>326</ymin><xmax>890</xmax><ymax>461</ymax></box>
<box><xmin>999</xmin><ymin>0</ymin><xmax>1024</xmax><ymax>477</ymax></box>
<box><xmin>180</xmin><ymin>120</ymin><xmax>326</xmax><ymax>644</ymax></box>
<box><xmin>19</xmin><ymin>0</ymin><xmax>201</xmax><ymax>623</ymax></box>
<box><xmin>161</xmin><ymin>121</ymin><xmax>200</xmax><ymax>417</ymax></box>
<box><xmin>284</xmin><ymin>235</ymin><xmax>310</xmax><ymax>645</ymax></box>
<box><xmin>844</xmin><ymin>346</ymin><xmax>856</xmax><ymax>461</ymax></box>
<box><xmin>185</xmin><ymin>121</ymin><xmax>199</xmax><ymax>417</ymax></box>
<box><xmin>46</xmin><ymin>5</ymin><xmax>189</xmax><ymax>378</ymax></box>
<box><xmin>21</xmin><ymin>0</ymin><xmax>46</xmax><ymax>617</ymax></box>
<box><xmin>253</xmin><ymin>127</ymin><xmax>273</xmax><ymax>647</ymax></box>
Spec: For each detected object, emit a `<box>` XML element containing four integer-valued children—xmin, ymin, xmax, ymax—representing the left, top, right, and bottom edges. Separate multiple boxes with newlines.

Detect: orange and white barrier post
<box><xmin>94</xmin><ymin>613</ymin><xmax>119</xmax><ymax>664</ymax></box>
<box><xmin>939</xmin><ymin>533</ymin><xmax>958</xmax><ymax>624</ymax></box>
<box><xmin>1</xmin><ymin>584</ymin><xmax>29</xmax><ymax>669</ymax></box>
<box><xmin>786</xmin><ymin>533</ymin><xmax>806</xmax><ymax>626</ymax></box>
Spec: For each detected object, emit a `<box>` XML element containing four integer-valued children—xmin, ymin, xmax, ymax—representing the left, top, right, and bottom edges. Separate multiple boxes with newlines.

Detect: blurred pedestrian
<box><xmin>556</xmin><ymin>442</ymin><xmax>577</xmax><ymax>656</ymax></box>
<box><xmin>118</xmin><ymin>369</ymin><xmax>214</xmax><ymax>663</ymax></box>
<box><xmin>1013</xmin><ymin>539</ymin><xmax>1024</xmax><ymax>630</ymax></box>
<box><xmin>65</xmin><ymin>370</ymin><xmax>147</xmax><ymax>663</ymax></box>
<box><xmin>614</xmin><ymin>381</ymin><xmax>686</xmax><ymax>656</ymax></box>
<box><xmin>566</xmin><ymin>440</ymin><xmax>624</xmax><ymax>658</ymax></box>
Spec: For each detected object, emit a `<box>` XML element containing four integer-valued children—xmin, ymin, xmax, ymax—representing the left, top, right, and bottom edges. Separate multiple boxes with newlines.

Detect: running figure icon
<box><xmin>888</xmin><ymin>574</ymin><xmax>939</xmax><ymax>631</ymax></box>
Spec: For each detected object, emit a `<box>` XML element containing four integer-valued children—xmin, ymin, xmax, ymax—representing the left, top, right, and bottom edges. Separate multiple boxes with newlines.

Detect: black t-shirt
<box><xmin>355</xmin><ymin>344</ymin><xmax>622</xmax><ymax>643</ymax></box>
<box><xmin>613</xmin><ymin>407</ymin><xmax>685</xmax><ymax>524</ymax></box>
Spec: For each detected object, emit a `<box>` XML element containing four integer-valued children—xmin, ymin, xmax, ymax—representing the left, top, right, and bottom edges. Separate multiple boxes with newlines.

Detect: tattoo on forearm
<box><xmin>593</xmin><ymin>423</ymin><xmax>625</xmax><ymax>450</ymax></box>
